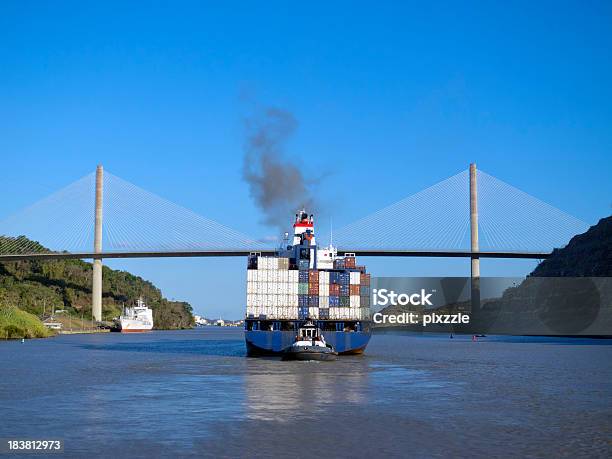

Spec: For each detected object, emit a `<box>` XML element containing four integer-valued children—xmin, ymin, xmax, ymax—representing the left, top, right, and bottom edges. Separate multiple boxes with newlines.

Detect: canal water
<box><xmin>1</xmin><ymin>328</ymin><xmax>611</xmax><ymax>458</ymax></box>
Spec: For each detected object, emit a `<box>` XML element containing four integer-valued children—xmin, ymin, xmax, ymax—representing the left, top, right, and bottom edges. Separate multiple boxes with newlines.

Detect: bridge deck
<box><xmin>0</xmin><ymin>249</ymin><xmax>550</xmax><ymax>261</ymax></box>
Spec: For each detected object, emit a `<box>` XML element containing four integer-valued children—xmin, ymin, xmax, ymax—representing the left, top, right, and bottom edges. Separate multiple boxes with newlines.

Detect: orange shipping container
<box><xmin>345</xmin><ymin>257</ymin><xmax>356</xmax><ymax>268</ymax></box>
<box><xmin>350</xmin><ymin>285</ymin><xmax>360</xmax><ymax>296</ymax></box>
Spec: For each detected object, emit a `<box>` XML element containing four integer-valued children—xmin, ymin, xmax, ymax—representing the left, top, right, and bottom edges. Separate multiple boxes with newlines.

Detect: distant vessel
<box><xmin>117</xmin><ymin>297</ymin><xmax>153</xmax><ymax>333</ymax></box>
<box><xmin>245</xmin><ymin>210</ymin><xmax>372</xmax><ymax>355</ymax></box>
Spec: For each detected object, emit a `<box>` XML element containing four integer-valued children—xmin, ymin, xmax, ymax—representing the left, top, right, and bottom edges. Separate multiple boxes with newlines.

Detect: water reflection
<box><xmin>243</xmin><ymin>358</ymin><xmax>369</xmax><ymax>422</ymax></box>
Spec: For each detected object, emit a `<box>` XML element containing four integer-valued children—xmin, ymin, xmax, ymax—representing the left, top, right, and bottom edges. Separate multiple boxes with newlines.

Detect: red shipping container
<box><xmin>345</xmin><ymin>257</ymin><xmax>356</xmax><ymax>268</ymax></box>
<box><xmin>350</xmin><ymin>285</ymin><xmax>360</xmax><ymax>296</ymax></box>
<box><xmin>309</xmin><ymin>284</ymin><xmax>319</xmax><ymax>295</ymax></box>
<box><xmin>329</xmin><ymin>284</ymin><xmax>340</xmax><ymax>296</ymax></box>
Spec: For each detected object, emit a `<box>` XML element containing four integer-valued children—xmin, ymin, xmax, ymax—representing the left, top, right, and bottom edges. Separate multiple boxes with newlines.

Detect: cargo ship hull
<box><xmin>245</xmin><ymin>320</ymin><xmax>371</xmax><ymax>355</ymax></box>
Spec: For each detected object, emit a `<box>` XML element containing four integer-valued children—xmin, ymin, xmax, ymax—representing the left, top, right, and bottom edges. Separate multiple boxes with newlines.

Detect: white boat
<box><xmin>118</xmin><ymin>297</ymin><xmax>153</xmax><ymax>333</ymax></box>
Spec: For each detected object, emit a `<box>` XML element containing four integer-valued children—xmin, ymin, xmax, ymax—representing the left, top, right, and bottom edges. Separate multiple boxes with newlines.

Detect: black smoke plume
<box><xmin>243</xmin><ymin>107</ymin><xmax>316</xmax><ymax>230</ymax></box>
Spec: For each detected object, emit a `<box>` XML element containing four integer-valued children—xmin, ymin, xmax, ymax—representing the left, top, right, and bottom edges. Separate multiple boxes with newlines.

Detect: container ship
<box><xmin>244</xmin><ymin>210</ymin><xmax>372</xmax><ymax>356</ymax></box>
<box><xmin>116</xmin><ymin>297</ymin><xmax>154</xmax><ymax>332</ymax></box>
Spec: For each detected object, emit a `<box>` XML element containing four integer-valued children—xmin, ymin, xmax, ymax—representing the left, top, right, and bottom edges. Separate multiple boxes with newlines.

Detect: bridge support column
<box><xmin>92</xmin><ymin>165</ymin><xmax>103</xmax><ymax>322</ymax></box>
<box><xmin>470</xmin><ymin>163</ymin><xmax>480</xmax><ymax>312</ymax></box>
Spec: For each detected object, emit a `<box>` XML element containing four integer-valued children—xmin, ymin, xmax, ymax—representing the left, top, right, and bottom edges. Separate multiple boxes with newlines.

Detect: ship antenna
<box><xmin>330</xmin><ymin>217</ymin><xmax>333</xmax><ymax>247</ymax></box>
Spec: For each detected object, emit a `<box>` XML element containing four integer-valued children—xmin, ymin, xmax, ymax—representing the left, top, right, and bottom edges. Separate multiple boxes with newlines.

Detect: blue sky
<box><xmin>1</xmin><ymin>2</ymin><xmax>611</xmax><ymax>318</ymax></box>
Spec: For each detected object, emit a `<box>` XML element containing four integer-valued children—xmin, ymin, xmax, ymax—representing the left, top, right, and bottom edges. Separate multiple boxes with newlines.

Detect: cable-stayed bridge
<box><xmin>0</xmin><ymin>166</ymin><xmax>586</xmax><ymax>259</ymax></box>
<box><xmin>0</xmin><ymin>164</ymin><xmax>588</xmax><ymax>320</ymax></box>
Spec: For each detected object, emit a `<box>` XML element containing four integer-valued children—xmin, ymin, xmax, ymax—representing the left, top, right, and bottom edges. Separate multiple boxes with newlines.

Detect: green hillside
<box><xmin>0</xmin><ymin>236</ymin><xmax>194</xmax><ymax>330</ymax></box>
<box><xmin>0</xmin><ymin>305</ymin><xmax>54</xmax><ymax>339</ymax></box>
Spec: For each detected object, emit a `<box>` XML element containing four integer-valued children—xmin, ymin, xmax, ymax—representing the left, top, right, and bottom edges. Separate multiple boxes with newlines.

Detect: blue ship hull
<box><xmin>245</xmin><ymin>322</ymin><xmax>372</xmax><ymax>356</ymax></box>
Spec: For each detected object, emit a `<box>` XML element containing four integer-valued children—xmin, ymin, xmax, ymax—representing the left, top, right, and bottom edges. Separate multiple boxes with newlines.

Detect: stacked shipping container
<box><xmin>246</xmin><ymin>256</ymin><xmax>371</xmax><ymax>321</ymax></box>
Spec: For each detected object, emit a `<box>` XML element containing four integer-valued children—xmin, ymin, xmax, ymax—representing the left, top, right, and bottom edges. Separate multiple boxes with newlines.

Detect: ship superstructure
<box><xmin>244</xmin><ymin>210</ymin><xmax>371</xmax><ymax>355</ymax></box>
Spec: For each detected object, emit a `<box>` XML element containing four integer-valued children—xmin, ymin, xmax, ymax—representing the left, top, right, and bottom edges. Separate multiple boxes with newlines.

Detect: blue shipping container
<box><xmin>298</xmin><ymin>260</ymin><xmax>310</xmax><ymax>270</ymax></box>
<box><xmin>308</xmin><ymin>295</ymin><xmax>319</xmax><ymax>307</ymax></box>
<box><xmin>329</xmin><ymin>296</ymin><xmax>340</xmax><ymax>307</ymax></box>
<box><xmin>298</xmin><ymin>295</ymin><xmax>308</xmax><ymax>307</ymax></box>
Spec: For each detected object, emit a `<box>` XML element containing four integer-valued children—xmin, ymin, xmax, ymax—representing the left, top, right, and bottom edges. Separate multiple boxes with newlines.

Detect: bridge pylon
<box><xmin>92</xmin><ymin>165</ymin><xmax>103</xmax><ymax>322</ymax></box>
<box><xmin>470</xmin><ymin>163</ymin><xmax>480</xmax><ymax>312</ymax></box>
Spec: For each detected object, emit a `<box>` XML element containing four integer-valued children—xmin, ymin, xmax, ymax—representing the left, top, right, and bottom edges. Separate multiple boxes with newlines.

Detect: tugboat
<box><xmin>283</xmin><ymin>321</ymin><xmax>338</xmax><ymax>361</ymax></box>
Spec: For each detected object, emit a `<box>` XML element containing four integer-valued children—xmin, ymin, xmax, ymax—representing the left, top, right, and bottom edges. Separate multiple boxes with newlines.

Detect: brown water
<box><xmin>1</xmin><ymin>328</ymin><xmax>611</xmax><ymax>458</ymax></box>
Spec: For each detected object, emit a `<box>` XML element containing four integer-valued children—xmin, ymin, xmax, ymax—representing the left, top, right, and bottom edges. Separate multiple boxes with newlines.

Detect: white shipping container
<box><xmin>350</xmin><ymin>272</ymin><xmax>360</xmax><ymax>285</ymax></box>
<box><xmin>290</xmin><ymin>294</ymin><xmax>299</xmax><ymax>307</ymax></box>
<box><xmin>309</xmin><ymin>307</ymin><xmax>319</xmax><ymax>319</ymax></box>
<box><xmin>289</xmin><ymin>270</ymin><xmax>298</xmax><ymax>282</ymax></box>
<box><xmin>319</xmin><ymin>296</ymin><xmax>329</xmax><ymax>308</ymax></box>
<box><xmin>257</xmin><ymin>256</ymin><xmax>266</xmax><ymax>269</ymax></box>
<box><xmin>350</xmin><ymin>295</ymin><xmax>360</xmax><ymax>308</ymax></box>
<box><xmin>319</xmin><ymin>283</ymin><xmax>329</xmax><ymax>297</ymax></box>
<box><xmin>318</xmin><ymin>271</ymin><xmax>330</xmax><ymax>284</ymax></box>
<box><xmin>247</xmin><ymin>269</ymin><xmax>254</xmax><ymax>281</ymax></box>
<box><xmin>279</xmin><ymin>270</ymin><xmax>288</xmax><ymax>282</ymax></box>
